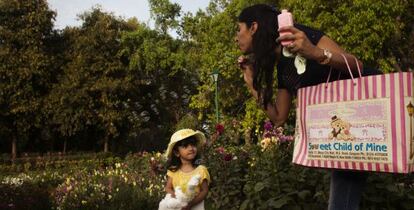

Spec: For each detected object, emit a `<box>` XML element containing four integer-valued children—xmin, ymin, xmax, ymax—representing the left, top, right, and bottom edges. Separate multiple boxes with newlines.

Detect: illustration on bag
<box><xmin>328</xmin><ymin>115</ymin><xmax>355</xmax><ymax>141</ymax></box>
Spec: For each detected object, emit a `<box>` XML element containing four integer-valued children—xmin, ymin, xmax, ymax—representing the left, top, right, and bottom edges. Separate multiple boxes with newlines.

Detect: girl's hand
<box><xmin>276</xmin><ymin>26</ymin><xmax>319</xmax><ymax>60</ymax></box>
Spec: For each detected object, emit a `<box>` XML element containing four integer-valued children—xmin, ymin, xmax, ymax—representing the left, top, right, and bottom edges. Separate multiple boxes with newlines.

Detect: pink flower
<box><xmin>263</xmin><ymin>132</ymin><xmax>272</xmax><ymax>138</ymax></box>
<box><xmin>279</xmin><ymin>135</ymin><xmax>294</xmax><ymax>142</ymax></box>
<box><xmin>264</xmin><ymin>121</ymin><xmax>273</xmax><ymax>131</ymax></box>
<box><xmin>215</xmin><ymin>147</ymin><xmax>225</xmax><ymax>154</ymax></box>
<box><xmin>223</xmin><ymin>153</ymin><xmax>233</xmax><ymax>161</ymax></box>
<box><xmin>215</xmin><ymin>124</ymin><xmax>224</xmax><ymax>135</ymax></box>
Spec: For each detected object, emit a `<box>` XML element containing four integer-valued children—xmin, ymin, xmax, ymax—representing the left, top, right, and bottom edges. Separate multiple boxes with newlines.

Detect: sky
<box><xmin>47</xmin><ymin>0</ymin><xmax>210</xmax><ymax>29</ymax></box>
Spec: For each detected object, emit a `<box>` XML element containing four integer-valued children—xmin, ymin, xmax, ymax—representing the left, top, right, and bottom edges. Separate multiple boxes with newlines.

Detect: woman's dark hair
<box><xmin>238</xmin><ymin>4</ymin><xmax>280</xmax><ymax>107</ymax></box>
<box><xmin>166</xmin><ymin>136</ymin><xmax>201</xmax><ymax>172</ymax></box>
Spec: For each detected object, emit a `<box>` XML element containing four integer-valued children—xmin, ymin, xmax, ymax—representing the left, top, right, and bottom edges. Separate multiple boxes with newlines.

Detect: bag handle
<box><xmin>325</xmin><ymin>53</ymin><xmax>362</xmax><ymax>88</ymax></box>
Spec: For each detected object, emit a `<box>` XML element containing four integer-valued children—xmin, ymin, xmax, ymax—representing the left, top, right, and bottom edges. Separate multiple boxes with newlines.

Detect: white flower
<box><xmin>1</xmin><ymin>173</ymin><xmax>32</xmax><ymax>186</ymax></box>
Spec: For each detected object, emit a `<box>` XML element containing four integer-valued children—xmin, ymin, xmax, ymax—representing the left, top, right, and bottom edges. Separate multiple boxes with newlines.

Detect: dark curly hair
<box><xmin>238</xmin><ymin>4</ymin><xmax>280</xmax><ymax>107</ymax></box>
<box><xmin>166</xmin><ymin>136</ymin><xmax>201</xmax><ymax>172</ymax></box>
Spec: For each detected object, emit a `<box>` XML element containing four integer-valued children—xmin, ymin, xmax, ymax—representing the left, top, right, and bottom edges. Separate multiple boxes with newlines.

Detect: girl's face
<box><xmin>177</xmin><ymin>144</ymin><xmax>197</xmax><ymax>161</ymax></box>
<box><xmin>175</xmin><ymin>138</ymin><xmax>198</xmax><ymax>161</ymax></box>
<box><xmin>236</xmin><ymin>22</ymin><xmax>254</xmax><ymax>53</ymax></box>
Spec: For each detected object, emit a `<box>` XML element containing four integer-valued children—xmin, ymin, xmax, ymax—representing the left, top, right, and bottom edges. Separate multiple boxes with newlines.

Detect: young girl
<box><xmin>162</xmin><ymin>129</ymin><xmax>210</xmax><ymax>210</ymax></box>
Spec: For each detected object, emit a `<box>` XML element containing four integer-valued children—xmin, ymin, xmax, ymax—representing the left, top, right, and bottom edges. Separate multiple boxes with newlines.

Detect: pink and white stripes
<box><xmin>293</xmin><ymin>72</ymin><xmax>414</xmax><ymax>173</ymax></box>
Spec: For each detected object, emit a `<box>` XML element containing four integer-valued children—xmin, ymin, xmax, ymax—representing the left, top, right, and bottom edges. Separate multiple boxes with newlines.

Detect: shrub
<box><xmin>53</xmin><ymin>159</ymin><xmax>164</xmax><ymax>210</ymax></box>
<box><xmin>0</xmin><ymin>183</ymin><xmax>52</xmax><ymax>210</ymax></box>
<box><xmin>240</xmin><ymin>143</ymin><xmax>330</xmax><ymax>210</ymax></box>
<box><xmin>204</xmin><ymin>145</ymin><xmax>249</xmax><ymax>210</ymax></box>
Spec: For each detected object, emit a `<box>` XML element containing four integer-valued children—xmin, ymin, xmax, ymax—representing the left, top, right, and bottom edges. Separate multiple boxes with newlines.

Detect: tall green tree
<box><xmin>149</xmin><ymin>0</ymin><xmax>181</xmax><ymax>33</ymax></box>
<box><xmin>46</xmin><ymin>8</ymin><xmax>138</xmax><ymax>152</ymax></box>
<box><xmin>119</xmin><ymin>22</ymin><xmax>200</xmax><ymax>151</ymax></box>
<box><xmin>0</xmin><ymin>0</ymin><xmax>56</xmax><ymax>158</ymax></box>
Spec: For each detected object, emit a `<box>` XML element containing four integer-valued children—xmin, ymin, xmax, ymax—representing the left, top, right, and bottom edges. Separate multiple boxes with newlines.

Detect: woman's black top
<box><xmin>277</xmin><ymin>24</ymin><xmax>382</xmax><ymax>95</ymax></box>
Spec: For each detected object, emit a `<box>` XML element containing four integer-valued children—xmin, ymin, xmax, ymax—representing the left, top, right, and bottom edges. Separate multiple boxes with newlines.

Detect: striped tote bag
<box><xmin>292</xmin><ymin>54</ymin><xmax>414</xmax><ymax>173</ymax></box>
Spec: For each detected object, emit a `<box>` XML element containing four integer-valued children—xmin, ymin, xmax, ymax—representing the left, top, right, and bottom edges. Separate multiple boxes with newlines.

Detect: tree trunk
<box><xmin>11</xmin><ymin>136</ymin><xmax>16</xmax><ymax>160</ymax></box>
<box><xmin>63</xmin><ymin>139</ymin><xmax>67</xmax><ymax>154</ymax></box>
<box><xmin>104</xmin><ymin>137</ymin><xmax>109</xmax><ymax>153</ymax></box>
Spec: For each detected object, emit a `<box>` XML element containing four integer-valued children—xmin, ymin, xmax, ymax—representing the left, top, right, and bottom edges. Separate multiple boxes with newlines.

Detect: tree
<box><xmin>148</xmin><ymin>0</ymin><xmax>181</xmax><ymax>34</ymax></box>
<box><xmin>47</xmin><ymin>7</ymin><xmax>142</xmax><ymax>153</ymax></box>
<box><xmin>0</xmin><ymin>0</ymin><xmax>56</xmax><ymax>159</ymax></box>
<box><xmin>119</xmin><ymin>21</ymin><xmax>200</xmax><ymax>151</ymax></box>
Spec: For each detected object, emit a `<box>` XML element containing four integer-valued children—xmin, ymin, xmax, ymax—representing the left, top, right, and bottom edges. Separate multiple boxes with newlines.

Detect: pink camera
<box><xmin>277</xmin><ymin>9</ymin><xmax>294</xmax><ymax>46</ymax></box>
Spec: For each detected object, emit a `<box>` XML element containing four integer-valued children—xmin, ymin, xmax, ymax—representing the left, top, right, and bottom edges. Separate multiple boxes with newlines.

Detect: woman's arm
<box><xmin>277</xmin><ymin>26</ymin><xmax>363</xmax><ymax>75</ymax></box>
<box><xmin>266</xmin><ymin>89</ymin><xmax>291</xmax><ymax>127</ymax></box>
<box><xmin>315</xmin><ymin>36</ymin><xmax>364</xmax><ymax>75</ymax></box>
<box><xmin>239</xmin><ymin>57</ymin><xmax>292</xmax><ymax>126</ymax></box>
<box><xmin>165</xmin><ymin>176</ymin><xmax>175</xmax><ymax>197</ymax></box>
<box><xmin>183</xmin><ymin>180</ymin><xmax>209</xmax><ymax>210</ymax></box>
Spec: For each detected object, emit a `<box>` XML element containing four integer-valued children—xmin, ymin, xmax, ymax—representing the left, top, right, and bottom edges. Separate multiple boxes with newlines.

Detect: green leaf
<box><xmin>268</xmin><ymin>196</ymin><xmax>290</xmax><ymax>208</ymax></box>
<box><xmin>298</xmin><ymin>190</ymin><xmax>311</xmax><ymax>200</ymax></box>
<box><xmin>240</xmin><ymin>199</ymin><xmax>249</xmax><ymax>210</ymax></box>
<box><xmin>385</xmin><ymin>184</ymin><xmax>398</xmax><ymax>192</ymax></box>
<box><xmin>254</xmin><ymin>182</ymin><xmax>265</xmax><ymax>193</ymax></box>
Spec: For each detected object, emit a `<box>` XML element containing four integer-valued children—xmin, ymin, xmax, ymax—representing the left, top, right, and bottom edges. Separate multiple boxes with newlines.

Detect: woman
<box><xmin>236</xmin><ymin>4</ymin><xmax>378</xmax><ymax>210</ymax></box>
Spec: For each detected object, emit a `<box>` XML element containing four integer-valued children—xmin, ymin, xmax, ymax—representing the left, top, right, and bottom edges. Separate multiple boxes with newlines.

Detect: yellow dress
<box><xmin>167</xmin><ymin>165</ymin><xmax>210</xmax><ymax>196</ymax></box>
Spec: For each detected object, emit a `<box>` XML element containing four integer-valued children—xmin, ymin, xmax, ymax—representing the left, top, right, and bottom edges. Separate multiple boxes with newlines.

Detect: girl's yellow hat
<box><xmin>165</xmin><ymin>129</ymin><xmax>206</xmax><ymax>159</ymax></box>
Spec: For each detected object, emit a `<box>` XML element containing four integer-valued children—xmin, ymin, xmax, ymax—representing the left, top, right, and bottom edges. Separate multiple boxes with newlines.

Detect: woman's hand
<box><xmin>278</xmin><ymin>26</ymin><xmax>364</xmax><ymax>74</ymax></box>
<box><xmin>237</xmin><ymin>55</ymin><xmax>259</xmax><ymax>100</ymax></box>
<box><xmin>237</xmin><ymin>55</ymin><xmax>254</xmax><ymax>86</ymax></box>
<box><xmin>276</xmin><ymin>26</ymin><xmax>322</xmax><ymax>61</ymax></box>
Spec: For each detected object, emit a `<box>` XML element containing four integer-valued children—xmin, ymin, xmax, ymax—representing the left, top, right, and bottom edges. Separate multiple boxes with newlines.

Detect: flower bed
<box><xmin>1</xmin><ymin>123</ymin><xmax>414</xmax><ymax>209</ymax></box>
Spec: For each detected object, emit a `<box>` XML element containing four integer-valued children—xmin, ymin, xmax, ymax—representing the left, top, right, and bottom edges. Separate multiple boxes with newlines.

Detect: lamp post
<box><xmin>211</xmin><ymin>69</ymin><xmax>220</xmax><ymax>124</ymax></box>
<box><xmin>407</xmin><ymin>102</ymin><xmax>414</xmax><ymax>159</ymax></box>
